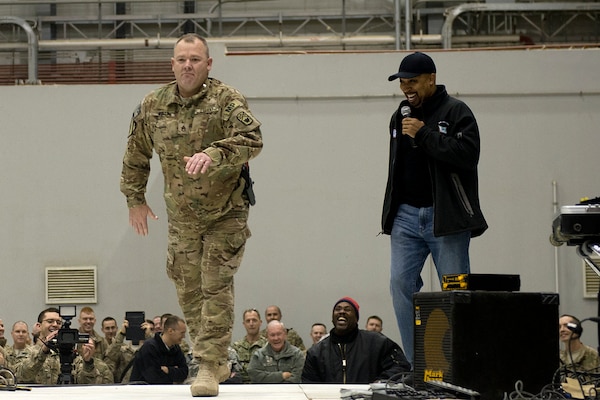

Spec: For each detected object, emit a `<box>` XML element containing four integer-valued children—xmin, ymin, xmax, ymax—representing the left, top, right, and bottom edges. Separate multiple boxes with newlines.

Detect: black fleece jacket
<box><xmin>301</xmin><ymin>327</ymin><xmax>411</xmax><ymax>384</ymax></box>
<box><xmin>381</xmin><ymin>85</ymin><xmax>487</xmax><ymax>238</ymax></box>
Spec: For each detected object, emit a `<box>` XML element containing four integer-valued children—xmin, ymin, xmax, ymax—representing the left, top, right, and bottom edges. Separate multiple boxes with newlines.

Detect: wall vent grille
<box><xmin>583</xmin><ymin>259</ymin><xmax>600</xmax><ymax>299</ymax></box>
<box><xmin>45</xmin><ymin>266</ymin><xmax>97</xmax><ymax>304</ymax></box>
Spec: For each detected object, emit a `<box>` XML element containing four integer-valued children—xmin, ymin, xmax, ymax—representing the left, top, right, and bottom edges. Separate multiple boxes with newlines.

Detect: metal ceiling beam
<box><xmin>442</xmin><ymin>2</ymin><xmax>600</xmax><ymax>49</ymax></box>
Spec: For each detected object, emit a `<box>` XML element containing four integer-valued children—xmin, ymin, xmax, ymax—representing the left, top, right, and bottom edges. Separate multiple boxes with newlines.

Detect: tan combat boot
<box><xmin>190</xmin><ymin>361</ymin><xmax>230</xmax><ymax>397</ymax></box>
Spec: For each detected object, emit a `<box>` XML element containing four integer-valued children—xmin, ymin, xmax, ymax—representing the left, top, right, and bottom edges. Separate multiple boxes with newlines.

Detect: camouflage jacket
<box><xmin>104</xmin><ymin>331</ymin><xmax>137</xmax><ymax>383</ymax></box>
<box><xmin>232</xmin><ymin>335</ymin><xmax>267</xmax><ymax>383</ymax></box>
<box><xmin>0</xmin><ymin>344</ymin><xmax>6</xmax><ymax>367</ymax></box>
<box><xmin>15</xmin><ymin>344</ymin><xmax>114</xmax><ymax>384</ymax></box>
<box><xmin>120</xmin><ymin>78</ymin><xmax>263</xmax><ymax>218</ymax></box>
<box><xmin>3</xmin><ymin>344</ymin><xmax>30</xmax><ymax>371</ymax></box>
<box><xmin>560</xmin><ymin>344</ymin><xmax>600</xmax><ymax>374</ymax></box>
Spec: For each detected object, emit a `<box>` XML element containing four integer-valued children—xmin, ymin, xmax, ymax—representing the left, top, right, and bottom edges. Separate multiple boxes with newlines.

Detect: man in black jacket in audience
<box><xmin>302</xmin><ymin>297</ymin><xmax>410</xmax><ymax>383</ymax></box>
<box><xmin>130</xmin><ymin>315</ymin><xmax>189</xmax><ymax>384</ymax></box>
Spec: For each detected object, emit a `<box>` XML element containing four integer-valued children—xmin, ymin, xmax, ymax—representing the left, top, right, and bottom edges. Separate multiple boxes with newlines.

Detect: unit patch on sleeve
<box><xmin>236</xmin><ymin>111</ymin><xmax>254</xmax><ymax>126</ymax></box>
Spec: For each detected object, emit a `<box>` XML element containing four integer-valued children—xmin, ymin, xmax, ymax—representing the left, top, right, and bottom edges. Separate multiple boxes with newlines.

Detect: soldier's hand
<box><xmin>184</xmin><ymin>152</ymin><xmax>212</xmax><ymax>175</ymax></box>
<box><xmin>128</xmin><ymin>204</ymin><xmax>158</xmax><ymax>236</ymax></box>
<box><xmin>42</xmin><ymin>330</ymin><xmax>59</xmax><ymax>353</ymax></box>
<box><xmin>141</xmin><ymin>321</ymin><xmax>154</xmax><ymax>338</ymax></box>
<box><xmin>120</xmin><ymin>319</ymin><xmax>129</xmax><ymax>335</ymax></box>
<box><xmin>82</xmin><ymin>339</ymin><xmax>95</xmax><ymax>362</ymax></box>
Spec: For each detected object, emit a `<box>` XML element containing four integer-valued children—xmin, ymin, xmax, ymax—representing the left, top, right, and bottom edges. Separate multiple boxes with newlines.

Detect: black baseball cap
<box><xmin>388</xmin><ymin>52</ymin><xmax>436</xmax><ymax>81</ymax></box>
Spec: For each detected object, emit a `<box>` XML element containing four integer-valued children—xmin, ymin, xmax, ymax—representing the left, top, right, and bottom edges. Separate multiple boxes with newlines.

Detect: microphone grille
<box><xmin>401</xmin><ymin>106</ymin><xmax>411</xmax><ymax>117</ymax></box>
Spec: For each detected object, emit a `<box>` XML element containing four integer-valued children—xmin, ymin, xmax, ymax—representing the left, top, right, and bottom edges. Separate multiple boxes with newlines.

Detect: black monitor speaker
<box><xmin>413</xmin><ymin>291</ymin><xmax>559</xmax><ymax>400</ymax></box>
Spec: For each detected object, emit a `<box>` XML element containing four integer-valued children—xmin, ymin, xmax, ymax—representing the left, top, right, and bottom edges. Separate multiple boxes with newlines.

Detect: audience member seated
<box><xmin>365</xmin><ymin>315</ymin><xmax>383</xmax><ymax>333</ymax></box>
<box><xmin>15</xmin><ymin>307</ymin><xmax>113</xmax><ymax>384</ymax></box>
<box><xmin>262</xmin><ymin>305</ymin><xmax>305</xmax><ymax>352</ymax></box>
<box><xmin>103</xmin><ymin>319</ymin><xmax>139</xmax><ymax>383</ymax></box>
<box><xmin>101</xmin><ymin>317</ymin><xmax>119</xmax><ymax>345</ymax></box>
<box><xmin>302</xmin><ymin>297</ymin><xmax>410</xmax><ymax>383</ymax></box>
<box><xmin>153</xmin><ymin>315</ymin><xmax>163</xmax><ymax>333</ymax></box>
<box><xmin>144</xmin><ymin>319</ymin><xmax>156</xmax><ymax>335</ymax></box>
<box><xmin>224</xmin><ymin>347</ymin><xmax>243</xmax><ymax>383</ymax></box>
<box><xmin>4</xmin><ymin>321</ymin><xmax>30</xmax><ymax>370</ymax></box>
<box><xmin>159</xmin><ymin>313</ymin><xmax>190</xmax><ymax>355</ymax></box>
<box><xmin>309</xmin><ymin>323</ymin><xmax>327</xmax><ymax>347</ymax></box>
<box><xmin>130</xmin><ymin>315</ymin><xmax>189</xmax><ymax>384</ymax></box>
<box><xmin>232</xmin><ymin>308</ymin><xmax>267</xmax><ymax>383</ymax></box>
<box><xmin>78</xmin><ymin>306</ymin><xmax>109</xmax><ymax>361</ymax></box>
<box><xmin>559</xmin><ymin>314</ymin><xmax>600</xmax><ymax>376</ymax></box>
<box><xmin>248</xmin><ymin>320</ymin><xmax>304</xmax><ymax>383</ymax></box>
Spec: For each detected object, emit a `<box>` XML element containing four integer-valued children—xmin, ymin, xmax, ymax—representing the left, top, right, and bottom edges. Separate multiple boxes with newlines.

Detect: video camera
<box><xmin>50</xmin><ymin>306</ymin><xmax>90</xmax><ymax>384</ymax></box>
<box><xmin>51</xmin><ymin>306</ymin><xmax>90</xmax><ymax>348</ymax></box>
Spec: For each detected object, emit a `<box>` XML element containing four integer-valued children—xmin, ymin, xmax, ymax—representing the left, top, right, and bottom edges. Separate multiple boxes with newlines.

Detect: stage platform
<box><xmin>4</xmin><ymin>383</ymin><xmax>370</xmax><ymax>399</ymax></box>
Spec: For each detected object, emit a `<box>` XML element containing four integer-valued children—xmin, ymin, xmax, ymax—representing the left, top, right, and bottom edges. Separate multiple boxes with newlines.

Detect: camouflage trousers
<box><xmin>166</xmin><ymin>207</ymin><xmax>250</xmax><ymax>364</ymax></box>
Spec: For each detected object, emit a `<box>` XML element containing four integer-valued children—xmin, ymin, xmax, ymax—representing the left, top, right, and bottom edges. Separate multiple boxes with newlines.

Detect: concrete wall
<box><xmin>1</xmin><ymin>46</ymin><xmax>600</xmax><ymax>351</ymax></box>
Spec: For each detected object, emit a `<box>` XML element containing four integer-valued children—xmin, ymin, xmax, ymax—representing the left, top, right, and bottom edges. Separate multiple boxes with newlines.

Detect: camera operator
<box><xmin>15</xmin><ymin>307</ymin><xmax>113</xmax><ymax>384</ymax></box>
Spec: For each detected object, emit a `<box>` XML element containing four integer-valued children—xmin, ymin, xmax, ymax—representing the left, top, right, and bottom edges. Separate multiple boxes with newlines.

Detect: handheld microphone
<box><xmin>400</xmin><ymin>105</ymin><xmax>411</xmax><ymax>118</ymax></box>
<box><xmin>400</xmin><ymin>106</ymin><xmax>410</xmax><ymax>118</ymax></box>
<box><xmin>400</xmin><ymin>106</ymin><xmax>417</xmax><ymax>148</ymax></box>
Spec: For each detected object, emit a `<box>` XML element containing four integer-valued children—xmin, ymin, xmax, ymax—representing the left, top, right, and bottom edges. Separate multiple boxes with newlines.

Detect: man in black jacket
<box><xmin>382</xmin><ymin>52</ymin><xmax>487</xmax><ymax>366</ymax></box>
<box><xmin>301</xmin><ymin>297</ymin><xmax>410</xmax><ymax>383</ymax></box>
<box><xmin>130</xmin><ymin>315</ymin><xmax>189</xmax><ymax>384</ymax></box>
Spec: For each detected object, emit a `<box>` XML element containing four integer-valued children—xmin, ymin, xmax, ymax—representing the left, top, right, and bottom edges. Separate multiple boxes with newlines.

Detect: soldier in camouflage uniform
<box><xmin>120</xmin><ymin>33</ymin><xmax>262</xmax><ymax>397</ymax></box>
<box><xmin>232</xmin><ymin>308</ymin><xmax>267</xmax><ymax>383</ymax></box>
<box><xmin>77</xmin><ymin>306</ymin><xmax>109</xmax><ymax>362</ymax></box>
<box><xmin>15</xmin><ymin>308</ymin><xmax>113</xmax><ymax>384</ymax></box>
<box><xmin>3</xmin><ymin>321</ymin><xmax>30</xmax><ymax>371</ymax></box>
<box><xmin>262</xmin><ymin>305</ymin><xmax>306</xmax><ymax>352</ymax></box>
<box><xmin>103</xmin><ymin>319</ymin><xmax>138</xmax><ymax>383</ymax></box>
<box><xmin>559</xmin><ymin>314</ymin><xmax>600</xmax><ymax>377</ymax></box>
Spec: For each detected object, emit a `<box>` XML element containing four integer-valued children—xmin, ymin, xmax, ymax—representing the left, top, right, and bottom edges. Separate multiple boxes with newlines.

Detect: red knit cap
<box><xmin>334</xmin><ymin>297</ymin><xmax>360</xmax><ymax>320</ymax></box>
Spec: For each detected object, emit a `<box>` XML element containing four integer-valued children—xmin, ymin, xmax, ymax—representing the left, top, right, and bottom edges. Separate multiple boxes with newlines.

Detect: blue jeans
<box><xmin>390</xmin><ymin>204</ymin><xmax>471</xmax><ymax>366</ymax></box>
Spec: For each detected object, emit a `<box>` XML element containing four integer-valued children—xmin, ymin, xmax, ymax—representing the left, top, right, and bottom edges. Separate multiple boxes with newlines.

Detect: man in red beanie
<box><xmin>301</xmin><ymin>297</ymin><xmax>410</xmax><ymax>383</ymax></box>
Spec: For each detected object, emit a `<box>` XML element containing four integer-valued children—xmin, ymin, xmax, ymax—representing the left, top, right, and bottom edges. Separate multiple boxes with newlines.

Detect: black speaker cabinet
<box><xmin>413</xmin><ymin>291</ymin><xmax>559</xmax><ymax>400</ymax></box>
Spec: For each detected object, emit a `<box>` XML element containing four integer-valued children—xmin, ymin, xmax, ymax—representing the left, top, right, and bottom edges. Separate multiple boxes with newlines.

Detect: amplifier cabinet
<box><xmin>413</xmin><ymin>291</ymin><xmax>559</xmax><ymax>400</ymax></box>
